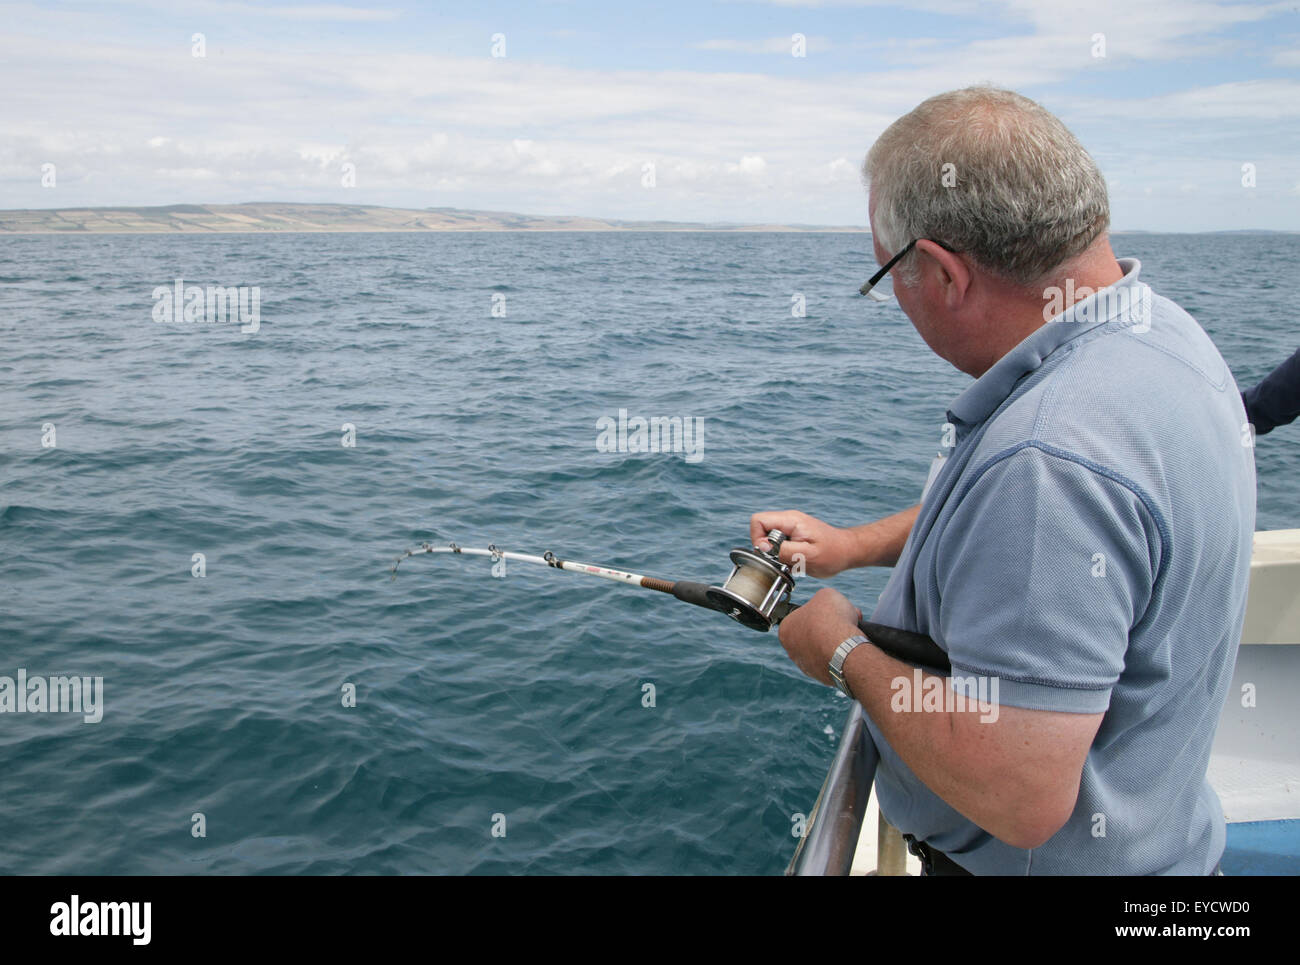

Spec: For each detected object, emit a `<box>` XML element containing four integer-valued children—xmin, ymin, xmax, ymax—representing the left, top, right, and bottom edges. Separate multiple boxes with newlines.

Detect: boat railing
<box><xmin>785</xmin><ymin>703</ymin><xmax>878</xmax><ymax>876</ymax></box>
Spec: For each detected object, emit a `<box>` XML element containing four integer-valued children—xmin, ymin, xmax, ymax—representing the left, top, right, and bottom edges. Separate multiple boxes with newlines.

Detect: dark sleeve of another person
<box><xmin>1242</xmin><ymin>346</ymin><xmax>1300</xmax><ymax>436</ymax></box>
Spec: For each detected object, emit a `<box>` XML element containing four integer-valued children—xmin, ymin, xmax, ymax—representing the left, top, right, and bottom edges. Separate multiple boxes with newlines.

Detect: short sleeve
<box><xmin>934</xmin><ymin>444</ymin><xmax>1159</xmax><ymax>713</ymax></box>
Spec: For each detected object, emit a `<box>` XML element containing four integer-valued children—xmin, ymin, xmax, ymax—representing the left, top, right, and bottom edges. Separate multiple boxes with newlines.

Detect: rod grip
<box><xmin>671</xmin><ymin>580</ymin><xmax>730</xmax><ymax>613</ymax></box>
<box><xmin>857</xmin><ymin>620</ymin><xmax>951</xmax><ymax>674</ymax></box>
<box><xmin>776</xmin><ymin>602</ymin><xmax>950</xmax><ymax>672</ymax></box>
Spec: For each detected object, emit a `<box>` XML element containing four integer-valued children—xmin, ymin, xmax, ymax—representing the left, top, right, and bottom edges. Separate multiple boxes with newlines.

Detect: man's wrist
<box><xmin>829</xmin><ymin>631</ymin><xmax>871</xmax><ymax>698</ymax></box>
<box><xmin>847</xmin><ymin>524</ymin><xmax>881</xmax><ymax>568</ymax></box>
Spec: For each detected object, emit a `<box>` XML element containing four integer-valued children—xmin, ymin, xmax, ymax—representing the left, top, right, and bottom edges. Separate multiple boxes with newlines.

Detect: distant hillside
<box><xmin>0</xmin><ymin>202</ymin><xmax>867</xmax><ymax>234</ymax></box>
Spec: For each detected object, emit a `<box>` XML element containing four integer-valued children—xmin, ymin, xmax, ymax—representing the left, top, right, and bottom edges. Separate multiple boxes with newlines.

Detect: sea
<box><xmin>1</xmin><ymin>231</ymin><xmax>1296</xmax><ymax>875</ymax></box>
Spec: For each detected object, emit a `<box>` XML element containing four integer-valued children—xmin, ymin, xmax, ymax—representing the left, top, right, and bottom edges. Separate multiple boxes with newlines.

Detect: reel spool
<box><xmin>706</xmin><ymin>530</ymin><xmax>796</xmax><ymax>632</ymax></box>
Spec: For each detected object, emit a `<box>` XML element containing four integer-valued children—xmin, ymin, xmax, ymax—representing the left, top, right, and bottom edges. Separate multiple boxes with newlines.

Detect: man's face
<box><xmin>867</xmin><ymin>193</ymin><xmax>948</xmax><ymax>362</ymax></box>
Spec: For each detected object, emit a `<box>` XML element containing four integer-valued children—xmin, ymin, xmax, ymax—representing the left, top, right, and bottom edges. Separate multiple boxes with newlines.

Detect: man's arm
<box><xmin>777</xmin><ymin>448</ymin><xmax>1153</xmax><ymax>851</ymax></box>
<box><xmin>844</xmin><ymin>504</ymin><xmax>921</xmax><ymax>568</ymax></box>
<box><xmin>779</xmin><ymin>588</ymin><xmax>1102</xmax><ymax>850</ymax></box>
<box><xmin>749</xmin><ymin>504</ymin><xmax>920</xmax><ymax>578</ymax></box>
<box><xmin>1242</xmin><ymin>346</ymin><xmax>1300</xmax><ymax>436</ymax></box>
<box><xmin>843</xmin><ymin>635</ymin><xmax>1102</xmax><ymax>850</ymax></box>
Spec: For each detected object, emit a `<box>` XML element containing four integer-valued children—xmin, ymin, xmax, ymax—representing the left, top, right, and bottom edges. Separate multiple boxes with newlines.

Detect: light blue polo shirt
<box><xmin>865</xmin><ymin>258</ymin><xmax>1256</xmax><ymax>875</ymax></box>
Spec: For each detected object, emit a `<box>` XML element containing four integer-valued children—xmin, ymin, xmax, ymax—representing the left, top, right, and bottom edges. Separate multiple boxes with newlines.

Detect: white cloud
<box><xmin>0</xmin><ymin>0</ymin><xmax>1296</xmax><ymax>229</ymax></box>
<box><xmin>90</xmin><ymin>0</ymin><xmax>401</xmax><ymax>21</ymax></box>
<box><xmin>695</xmin><ymin>35</ymin><xmax>830</xmax><ymax>54</ymax></box>
<box><xmin>1272</xmin><ymin>47</ymin><xmax>1300</xmax><ymax>67</ymax></box>
<box><xmin>1063</xmin><ymin>80</ymin><xmax>1300</xmax><ymax>121</ymax></box>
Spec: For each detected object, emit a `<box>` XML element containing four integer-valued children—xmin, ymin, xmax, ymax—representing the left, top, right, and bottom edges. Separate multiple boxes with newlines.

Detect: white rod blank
<box><xmin>391</xmin><ymin>543</ymin><xmax>655</xmax><ymax>589</ymax></box>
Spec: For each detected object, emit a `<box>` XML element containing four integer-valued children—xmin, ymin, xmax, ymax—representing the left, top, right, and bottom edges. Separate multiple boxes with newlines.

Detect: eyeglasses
<box><xmin>859</xmin><ymin>238</ymin><xmax>956</xmax><ymax>301</ymax></box>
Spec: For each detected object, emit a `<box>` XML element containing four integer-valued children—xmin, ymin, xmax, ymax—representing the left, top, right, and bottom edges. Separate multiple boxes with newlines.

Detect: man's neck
<box><xmin>964</xmin><ymin>240</ymin><xmax>1124</xmax><ymax>378</ymax></box>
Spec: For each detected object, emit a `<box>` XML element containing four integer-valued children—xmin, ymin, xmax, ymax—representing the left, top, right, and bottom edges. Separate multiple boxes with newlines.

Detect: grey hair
<box><xmin>862</xmin><ymin>87</ymin><xmax>1110</xmax><ymax>287</ymax></box>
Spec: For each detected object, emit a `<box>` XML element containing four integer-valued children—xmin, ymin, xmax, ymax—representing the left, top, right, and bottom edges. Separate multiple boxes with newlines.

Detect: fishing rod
<box><xmin>391</xmin><ymin>531</ymin><xmax>950</xmax><ymax>673</ymax></box>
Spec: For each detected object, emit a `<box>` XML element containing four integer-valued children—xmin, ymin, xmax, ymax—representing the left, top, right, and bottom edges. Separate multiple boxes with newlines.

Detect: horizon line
<box><xmin>0</xmin><ymin>201</ymin><xmax>1295</xmax><ymax>236</ymax></box>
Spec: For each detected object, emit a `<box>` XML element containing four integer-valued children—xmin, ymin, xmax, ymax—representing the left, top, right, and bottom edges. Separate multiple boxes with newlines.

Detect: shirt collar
<box><xmin>946</xmin><ymin>257</ymin><xmax>1143</xmax><ymax>431</ymax></box>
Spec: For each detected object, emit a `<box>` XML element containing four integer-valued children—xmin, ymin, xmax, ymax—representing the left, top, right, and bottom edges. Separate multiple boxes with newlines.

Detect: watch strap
<box><xmin>829</xmin><ymin>633</ymin><xmax>870</xmax><ymax>699</ymax></box>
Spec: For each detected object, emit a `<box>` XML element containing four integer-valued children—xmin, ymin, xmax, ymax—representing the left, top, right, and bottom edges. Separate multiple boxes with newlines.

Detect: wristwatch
<box><xmin>829</xmin><ymin>634</ymin><xmax>870</xmax><ymax>699</ymax></box>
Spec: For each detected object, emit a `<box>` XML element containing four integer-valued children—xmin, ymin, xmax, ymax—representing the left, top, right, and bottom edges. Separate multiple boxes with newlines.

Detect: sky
<box><xmin>2</xmin><ymin>0</ymin><xmax>1298</xmax><ymax>230</ymax></box>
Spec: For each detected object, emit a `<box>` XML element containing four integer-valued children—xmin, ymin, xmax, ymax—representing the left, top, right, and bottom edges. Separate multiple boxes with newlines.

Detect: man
<box><xmin>756</xmin><ymin>87</ymin><xmax>1256</xmax><ymax>875</ymax></box>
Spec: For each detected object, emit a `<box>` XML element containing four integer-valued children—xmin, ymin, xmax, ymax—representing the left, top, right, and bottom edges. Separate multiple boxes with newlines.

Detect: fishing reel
<box><xmin>706</xmin><ymin>530</ymin><xmax>797</xmax><ymax>632</ymax></box>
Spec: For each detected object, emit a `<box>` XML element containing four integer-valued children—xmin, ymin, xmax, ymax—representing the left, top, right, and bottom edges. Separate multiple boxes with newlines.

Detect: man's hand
<box><xmin>777</xmin><ymin>587</ymin><xmax>862</xmax><ymax>686</ymax></box>
<box><xmin>749</xmin><ymin>510</ymin><xmax>859</xmax><ymax>579</ymax></box>
<box><xmin>750</xmin><ymin>504</ymin><xmax>922</xmax><ymax>576</ymax></box>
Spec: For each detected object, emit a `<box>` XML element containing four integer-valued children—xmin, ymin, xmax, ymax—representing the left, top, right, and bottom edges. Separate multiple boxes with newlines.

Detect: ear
<box><xmin>916</xmin><ymin>240</ymin><xmax>971</xmax><ymax>308</ymax></box>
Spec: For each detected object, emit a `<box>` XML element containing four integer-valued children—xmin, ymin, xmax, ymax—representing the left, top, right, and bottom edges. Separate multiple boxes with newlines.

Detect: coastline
<box><xmin>0</xmin><ymin>202</ymin><xmax>871</xmax><ymax>235</ymax></box>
